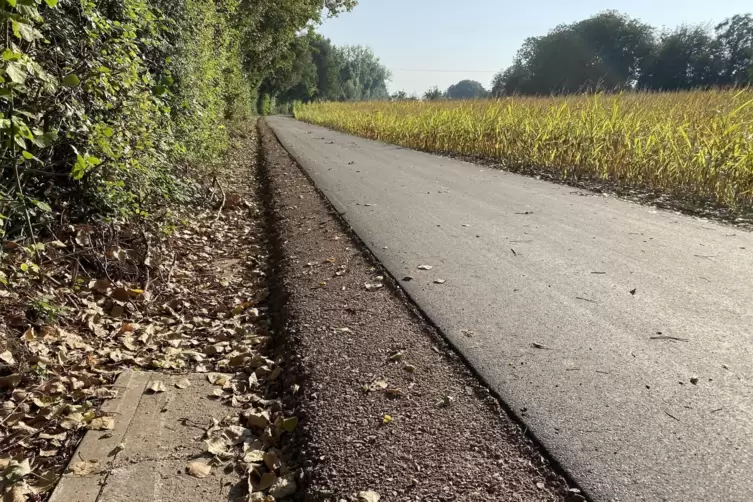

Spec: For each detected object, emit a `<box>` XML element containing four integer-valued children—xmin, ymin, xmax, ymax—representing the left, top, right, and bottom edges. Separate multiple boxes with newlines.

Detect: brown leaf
<box><xmin>146</xmin><ymin>381</ymin><xmax>167</xmax><ymax>393</ymax></box>
<box><xmin>89</xmin><ymin>416</ymin><xmax>115</xmax><ymax>431</ymax></box>
<box><xmin>280</xmin><ymin>416</ymin><xmax>298</xmax><ymax>433</ymax></box>
<box><xmin>358</xmin><ymin>491</ymin><xmax>381</xmax><ymax>502</ymax></box>
<box><xmin>247</xmin><ymin>410</ymin><xmax>270</xmax><ymax>429</ymax></box>
<box><xmin>0</xmin><ymin>350</ymin><xmax>15</xmax><ymax>365</ymax></box>
<box><xmin>257</xmin><ymin>471</ymin><xmax>277</xmax><ymax>491</ymax></box>
<box><xmin>0</xmin><ymin>374</ymin><xmax>21</xmax><ymax>389</ymax></box>
<box><xmin>186</xmin><ymin>461</ymin><xmax>211</xmax><ymax>478</ymax></box>
<box><xmin>175</xmin><ymin>378</ymin><xmax>191</xmax><ymax>389</ymax></box>
<box><xmin>70</xmin><ymin>460</ymin><xmax>100</xmax><ymax>476</ymax></box>
<box><xmin>269</xmin><ymin>473</ymin><xmax>297</xmax><ymax>498</ymax></box>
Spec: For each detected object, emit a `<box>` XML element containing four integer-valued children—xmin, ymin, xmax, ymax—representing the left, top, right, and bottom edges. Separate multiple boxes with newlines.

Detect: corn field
<box><xmin>294</xmin><ymin>90</ymin><xmax>753</xmax><ymax>210</ymax></box>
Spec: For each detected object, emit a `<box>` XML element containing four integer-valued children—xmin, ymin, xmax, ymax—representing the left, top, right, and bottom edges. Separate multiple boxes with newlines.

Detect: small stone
<box><xmin>690</xmin><ymin>376</ymin><xmax>699</xmax><ymax>385</ymax></box>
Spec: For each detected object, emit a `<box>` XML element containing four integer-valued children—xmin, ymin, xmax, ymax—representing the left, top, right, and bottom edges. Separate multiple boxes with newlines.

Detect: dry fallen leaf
<box><xmin>186</xmin><ymin>461</ymin><xmax>211</xmax><ymax>478</ymax></box>
<box><xmin>433</xmin><ymin>279</ymin><xmax>446</xmax><ymax>284</ymax></box>
<box><xmin>257</xmin><ymin>471</ymin><xmax>277</xmax><ymax>491</ymax></box>
<box><xmin>70</xmin><ymin>460</ymin><xmax>100</xmax><ymax>476</ymax></box>
<box><xmin>417</xmin><ymin>265</ymin><xmax>433</xmax><ymax>270</ymax></box>
<box><xmin>146</xmin><ymin>381</ymin><xmax>167</xmax><ymax>393</ymax></box>
<box><xmin>3</xmin><ymin>459</ymin><xmax>31</xmax><ymax>483</ymax></box>
<box><xmin>269</xmin><ymin>473</ymin><xmax>297</xmax><ymax>498</ymax></box>
<box><xmin>358</xmin><ymin>490</ymin><xmax>381</xmax><ymax>502</ymax></box>
<box><xmin>280</xmin><ymin>416</ymin><xmax>298</xmax><ymax>433</ymax></box>
<box><xmin>0</xmin><ymin>350</ymin><xmax>15</xmax><ymax>365</ymax></box>
<box><xmin>437</xmin><ymin>396</ymin><xmax>454</xmax><ymax>408</ymax></box>
<box><xmin>175</xmin><ymin>378</ymin><xmax>191</xmax><ymax>389</ymax></box>
<box><xmin>388</xmin><ymin>351</ymin><xmax>405</xmax><ymax>362</ymax></box>
<box><xmin>247</xmin><ymin>410</ymin><xmax>270</xmax><ymax>429</ymax></box>
<box><xmin>205</xmin><ymin>438</ymin><xmax>232</xmax><ymax>458</ymax></box>
<box><xmin>243</xmin><ymin>449</ymin><xmax>265</xmax><ymax>464</ymax></box>
<box><xmin>372</xmin><ymin>380</ymin><xmax>388</xmax><ymax>390</ymax></box>
<box><xmin>88</xmin><ymin>416</ymin><xmax>115</xmax><ymax>431</ymax></box>
<box><xmin>207</xmin><ymin>373</ymin><xmax>228</xmax><ymax>386</ymax></box>
<box><xmin>4</xmin><ymin>482</ymin><xmax>32</xmax><ymax>502</ymax></box>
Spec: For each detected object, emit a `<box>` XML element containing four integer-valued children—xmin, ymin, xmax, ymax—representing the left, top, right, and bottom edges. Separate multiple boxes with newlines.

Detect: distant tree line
<box><xmin>263</xmin><ymin>32</ymin><xmax>391</xmax><ymax>107</ymax></box>
<box><xmin>492</xmin><ymin>11</ymin><xmax>753</xmax><ymax>96</ymax></box>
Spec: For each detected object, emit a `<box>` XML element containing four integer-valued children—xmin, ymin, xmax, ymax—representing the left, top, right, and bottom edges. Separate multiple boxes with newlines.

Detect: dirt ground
<box><xmin>258</xmin><ymin>120</ymin><xmax>580</xmax><ymax>502</ymax></box>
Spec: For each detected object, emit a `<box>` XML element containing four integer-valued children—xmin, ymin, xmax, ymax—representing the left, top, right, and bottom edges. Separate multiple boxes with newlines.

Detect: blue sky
<box><xmin>319</xmin><ymin>0</ymin><xmax>752</xmax><ymax>95</ymax></box>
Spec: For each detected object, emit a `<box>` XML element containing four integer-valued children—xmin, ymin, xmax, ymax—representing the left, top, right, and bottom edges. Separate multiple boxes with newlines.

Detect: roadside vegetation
<box><xmin>0</xmin><ymin>0</ymin><xmax>357</xmax><ymax>498</ymax></box>
<box><xmin>295</xmin><ymin>90</ymin><xmax>753</xmax><ymax>212</ymax></box>
<box><xmin>295</xmin><ymin>11</ymin><xmax>753</xmax><ymax>214</ymax></box>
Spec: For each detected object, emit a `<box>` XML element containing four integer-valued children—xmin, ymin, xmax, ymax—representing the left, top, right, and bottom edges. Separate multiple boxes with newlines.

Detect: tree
<box><xmin>499</xmin><ymin>12</ymin><xmax>654</xmax><ymax>95</ymax></box>
<box><xmin>491</xmin><ymin>10</ymin><xmax>753</xmax><ymax>95</ymax></box>
<box><xmin>423</xmin><ymin>86</ymin><xmax>444</xmax><ymax>100</ymax></box>
<box><xmin>337</xmin><ymin>45</ymin><xmax>391</xmax><ymax>100</ymax></box>
<box><xmin>639</xmin><ymin>25</ymin><xmax>721</xmax><ymax>90</ymax></box>
<box><xmin>715</xmin><ymin>14</ymin><xmax>753</xmax><ymax>85</ymax></box>
<box><xmin>446</xmin><ymin>80</ymin><xmax>489</xmax><ymax>99</ymax></box>
<box><xmin>310</xmin><ymin>35</ymin><xmax>344</xmax><ymax>101</ymax></box>
<box><xmin>391</xmin><ymin>90</ymin><xmax>418</xmax><ymax>101</ymax></box>
<box><xmin>491</xmin><ymin>62</ymin><xmax>530</xmax><ymax>97</ymax></box>
<box><xmin>260</xmin><ymin>32</ymin><xmax>319</xmax><ymax>105</ymax></box>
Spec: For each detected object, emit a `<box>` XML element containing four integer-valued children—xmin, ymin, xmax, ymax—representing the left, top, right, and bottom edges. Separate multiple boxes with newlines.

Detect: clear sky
<box><xmin>318</xmin><ymin>0</ymin><xmax>752</xmax><ymax>96</ymax></box>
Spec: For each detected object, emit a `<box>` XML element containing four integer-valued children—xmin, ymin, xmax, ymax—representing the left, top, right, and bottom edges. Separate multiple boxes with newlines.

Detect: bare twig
<box><xmin>214</xmin><ymin>175</ymin><xmax>226</xmax><ymax>221</ymax></box>
<box><xmin>650</xmin><ymin>335</ymin><xmax>689</xmax><ymax>342</ymax></box>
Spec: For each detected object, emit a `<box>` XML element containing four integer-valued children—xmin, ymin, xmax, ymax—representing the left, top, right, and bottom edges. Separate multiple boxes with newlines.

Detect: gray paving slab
<box><xmin>50</xmin><ymin>372</ymin><xmax>241</xmax><ymax>502</ymax></box>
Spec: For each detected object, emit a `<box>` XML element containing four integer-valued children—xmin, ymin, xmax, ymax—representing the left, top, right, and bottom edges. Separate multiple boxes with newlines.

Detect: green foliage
<box><xmin>492</xmin><ymin>10</ymin><xmax>753</xmax><ymax>96</ymax></box>
<box><xmin>257</xmin><ymin>93</ymin><xmax>273</xmax><ymax>116</ymax></box>
<box><xmin>446</xmin><ymin>80</ymin><xmax>490</xmax><ymax>100</ymax></box>
<box><xmin>1</xmin><ymin>0</ymin><xmax>358</xmax><ymax>243</ymax></box>
<box><xmin>423</xmin><ymin>86</ymin><xmax>444</xmax><ymax>101</ymax></box>
<box><xmin>28</xmin><ymin>296</ymin><xmax>65</xmax><ymax>323</ymax></box>
<box><xmin>263</xmin><ymin>35</ymin><xmax>391</xmax><ymax>106</ymax></box>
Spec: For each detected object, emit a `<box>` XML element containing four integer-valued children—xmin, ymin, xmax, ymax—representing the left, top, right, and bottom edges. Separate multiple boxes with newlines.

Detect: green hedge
<box><xmin>0</xmin><ymin>0</ymin><xmax>252</xmax><ymax>238</ymax></box>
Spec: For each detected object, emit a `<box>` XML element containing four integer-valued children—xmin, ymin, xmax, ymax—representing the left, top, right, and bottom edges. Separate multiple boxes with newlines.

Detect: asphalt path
<box><xmin>266</xmin><ymin>116</ymin><xmax>753</xmax><ymax>501</ymax></box>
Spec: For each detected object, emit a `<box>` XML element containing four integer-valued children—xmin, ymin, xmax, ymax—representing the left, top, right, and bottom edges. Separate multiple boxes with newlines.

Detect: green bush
<box><xmin>1</xmin><ymin>0</ymin><xmax>356</xmax><ymax>242</ymax></box>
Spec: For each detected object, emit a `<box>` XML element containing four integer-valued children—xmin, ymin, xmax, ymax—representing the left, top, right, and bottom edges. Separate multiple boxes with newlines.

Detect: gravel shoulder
<box><xmin>258</xmin><ymin>120</ymin><xmax>578</xmax><ymax>501</ymax></box>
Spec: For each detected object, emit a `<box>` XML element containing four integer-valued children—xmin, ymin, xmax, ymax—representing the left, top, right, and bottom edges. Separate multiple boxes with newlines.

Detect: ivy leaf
<box><xmin>2</xmin><ymin>49</ymin><xmax>21</xmax><ymax>62</ymax></box>
<box><xmin>62</xmin><ymin>74</ymin><xmax>80</xmax><ymax>87</ymax></box>
<box><xmin>7</xmin><ymin>0</ymin><xmax>17</xmax><ymax>7</ymax></box>
<box><xmin>31</xmin><ymin>131</ymin><xmax>58</xmax><ymax>148</ymax></box>
<box><xmin>15</xmin><ymin>21</ymin><xmax>43</xmax><ymax>42</ymax></box>
<box><xmin>6</xmin><ymin>62</ymin><xmax>26</xmax><ymax>84</ymax></box>
<box><xmin>72</xmin><ymin>156</ymin><xmax>86</xmax><ymax>179</ymax></box>
<box><xmin>44</xmin><ymin>0</ymin><xmax>59</xmax><ymax>6</ymax></box>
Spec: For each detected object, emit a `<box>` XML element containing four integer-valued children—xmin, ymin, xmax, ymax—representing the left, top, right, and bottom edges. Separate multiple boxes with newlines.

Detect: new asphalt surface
<box><xmin>267</xmin><ymin>116</ymin><xmax>753</xmax><ymax>502</ymax></box>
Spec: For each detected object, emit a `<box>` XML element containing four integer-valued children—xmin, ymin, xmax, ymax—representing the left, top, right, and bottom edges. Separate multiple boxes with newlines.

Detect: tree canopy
<box><xmin>262</xmin><ymin>34</ymin><xmax>391</xmax><ymax>107</ymax></box>
<box><xmin>492</xmin><ymin>10</ymin><xmax>753</xmax><ymax>96</ymax></box>
<box><xmin>446</xmin><ymin>80</ymin><xmax>490</xmax><ymax>99</ymax></box>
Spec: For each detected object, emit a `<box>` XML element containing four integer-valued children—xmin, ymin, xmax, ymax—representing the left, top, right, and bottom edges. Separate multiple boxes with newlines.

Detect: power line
<box><xmin>393</xmin><ymin>68</ymin><xmax>499</xmax><ymax>73</ymax></box>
